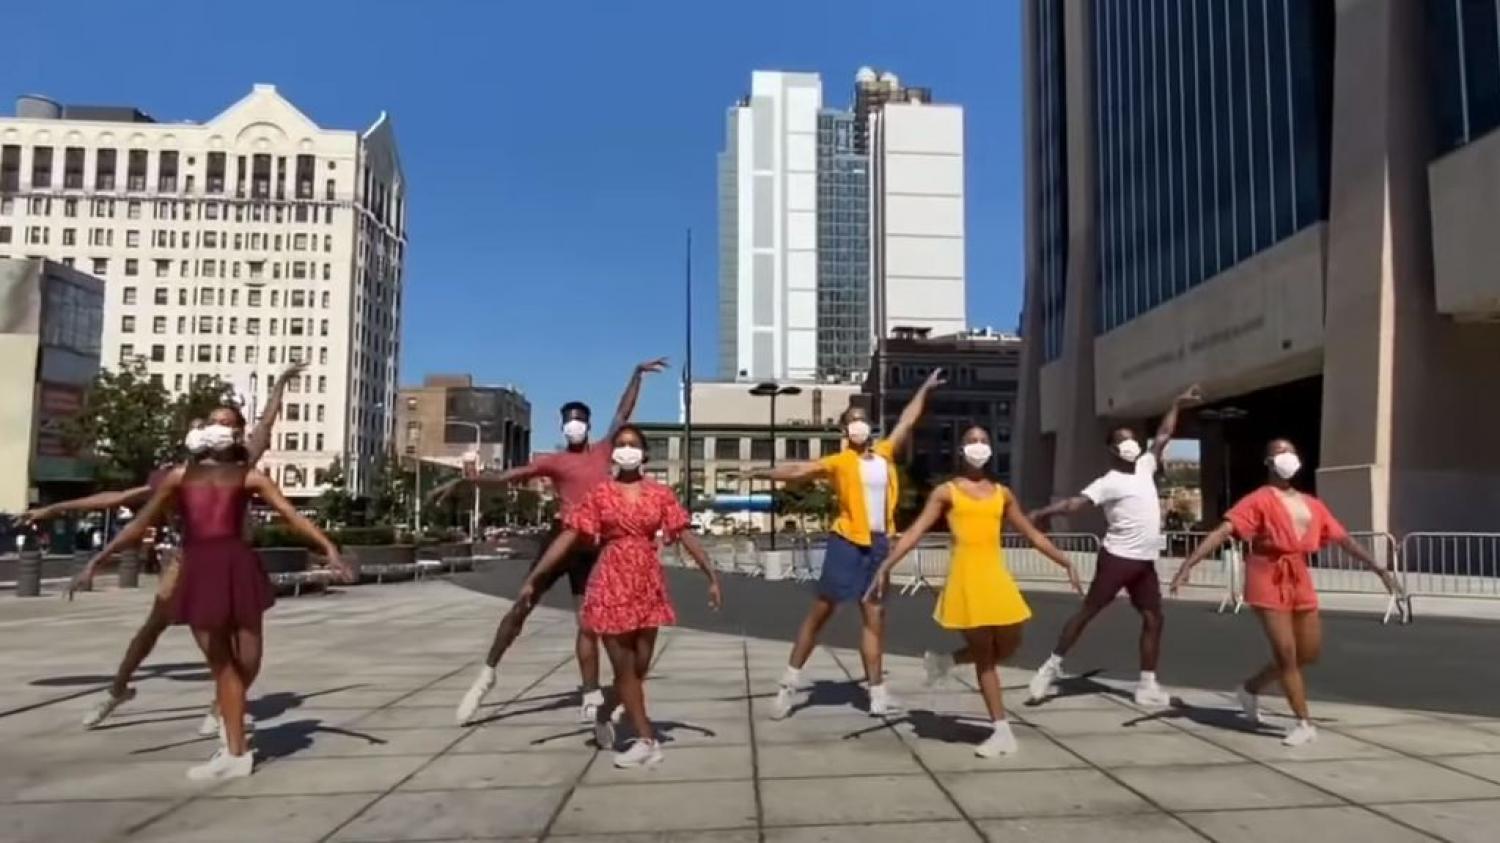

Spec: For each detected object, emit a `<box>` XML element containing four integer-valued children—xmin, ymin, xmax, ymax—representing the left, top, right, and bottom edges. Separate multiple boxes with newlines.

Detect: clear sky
<box><xmin>6</xmin><ymin>0</ymin><xmax>1024</xmax><ymax>447</ymax></box>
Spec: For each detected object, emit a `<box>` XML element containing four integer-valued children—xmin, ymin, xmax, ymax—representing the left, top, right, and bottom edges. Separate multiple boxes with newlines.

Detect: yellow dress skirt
<box><xmin>933</xmin><ymin>483</ymin><xmax>1032</xmax><ymax>629</ymax></box>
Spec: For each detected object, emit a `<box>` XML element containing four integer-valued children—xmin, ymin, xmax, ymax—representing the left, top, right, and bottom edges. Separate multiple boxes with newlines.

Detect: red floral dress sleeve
<box><xmin>564</xmin><ymin>484</ymin><xmax>605</xmax><ymax>540</ymax></box>
<box><xmin>655</xmin><ymin>484</ymin><xmax>692</xmax><ymax>544</ymax></box>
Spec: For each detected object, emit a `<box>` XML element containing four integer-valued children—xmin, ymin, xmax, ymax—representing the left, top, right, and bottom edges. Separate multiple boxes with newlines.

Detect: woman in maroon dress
<box><xmin>521</xmin><ymin>424</ymin><xmax>722</xmax><ymax>769</ymax></box>
<box><xmin>89</xmin><ymin>404</ymin><xmax>349</xmax><ymax>780</ymax></box>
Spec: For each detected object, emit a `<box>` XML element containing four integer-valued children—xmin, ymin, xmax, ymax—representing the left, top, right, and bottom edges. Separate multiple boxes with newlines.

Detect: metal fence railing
<box><xmin>1401</xmin><ymin>533</ymin><xmax>1500</xmax><ymax>599</ymax></box>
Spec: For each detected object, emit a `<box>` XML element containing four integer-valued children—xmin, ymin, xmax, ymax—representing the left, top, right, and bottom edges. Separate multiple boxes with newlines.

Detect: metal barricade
<box><xmin>1401</xmin><ymin>532</ymin><xmax>1500</xmax><ymax>600</ymax></box>
<box><xmin>1160</xmin><ymin>531</ymin><xmax>1245</xmax><ymax>614</ymax></box>
<box><xmin>1003</xmin><ymin>532</ymin><xmax>1101</xmax><ymax>587</ymax></box>
<box><xmin>897</xmin><ymin>537</ymin><xmax>949</xmax><ymax>595</ymax></box>
<box><xmin>1311</xmin><ymin>531</ymin><xmax>1406</xmax><ymax>623</ymax></box>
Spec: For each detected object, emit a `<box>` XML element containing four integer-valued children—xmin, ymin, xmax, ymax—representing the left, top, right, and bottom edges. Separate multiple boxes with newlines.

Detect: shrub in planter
<box><xmin>330</xmin><ymin>526</ymin><xmax>397</xmax><ymax>547</ymax></box>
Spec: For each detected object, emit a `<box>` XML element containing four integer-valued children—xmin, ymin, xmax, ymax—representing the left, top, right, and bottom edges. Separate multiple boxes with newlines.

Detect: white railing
<box><xmin>1401</xmin><ymin>533</ymin><xmax>1500</xmax><ymax>600</ymax></box>
<box><xmin>1159</xmin><ymin>531</ymin><xmax>1247</xmax><ymax>614</ymax></box>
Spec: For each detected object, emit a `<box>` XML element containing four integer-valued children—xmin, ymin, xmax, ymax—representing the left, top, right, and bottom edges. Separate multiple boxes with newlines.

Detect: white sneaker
<box><xmin>579</xmin><ymin>688</ymin><xmax>605</xmax><ymax>724</ymax></box>
<box><xmin>1282</xmin><ymin>720</ymin><xmax>1318</xmax><ymax>747</ymax></box>
<box><xmin>868</xmin><ymin>686</ymin><xmax>902</xmax><ymax>717</ymax></box>
<box><xmin>1134</xmin><ymin>681</ymin><xmax>1172</xmax><ymax>708</ymax></box>
<box><xmin>975</xmin><ymin>721</ymin><xmax>1019</xmax><ymax>758</ymax></box>
<box><xmin>186</xmin><ymin>748</ymin><xmax>254</xmax><ymax>781</ymax></box>
<box><xmin>198</xmin><ymin>709</ymin><xmax>221</xmax><ymax>737</ymax></box>
<box><xmin>770</xmin><ymin>684</ymin><xmax>797</xmax><ymax>721</ymax></box>
<box><xmin>924</xmin><ymin>651</ymin><xmax>955</xmax><ymax>686</ymax></box>
<box><xmin>82</xmin><ymin>687</ymin><xmax>136</xmax><ymax>729</ymax></box>
<box><xmin>1236</xmin><ymin>687</ymin><xmax>1262</xmax><ymax>724</ymax></box>
<box><xmin>613</xmin><ymin>738</ymin><xmax>664</xmax><ymax>769</ymax></box>
<box><xmin>456</xmin><ymin>666</ymin><xmax>496</xmax><ymax>725</ymax></box>
<box><xmin>1027</xmin><ymin>660</ymin><xmax>1060</xmax><ymax>703</ymax></box>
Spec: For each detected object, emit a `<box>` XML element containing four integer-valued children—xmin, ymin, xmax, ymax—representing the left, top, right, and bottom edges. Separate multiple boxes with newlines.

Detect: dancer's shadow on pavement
<box><xmin>783</xmin><ymin>679</ymin><xmax>867</xmax><ymax>718</ymax></box>
<box><xmin>839</xmin><ymin>708</ymin><xmax>997</xmax><ymax>744</ymax></box>
<box><xmin>468</xmin><ymin>690</ymin><xmax>577</xmax><ymax>728</ymax></box>
<box><xmin>128</xmin><ymin>718</ymin><xmax>387</xmax><ymax>762</ymax></box>
<box><xmin>1121</xmin><ymin>699</ymin><xmax>1286</xmax><ymax>738</ymax></box>
<box><xmin>1022</xmin><ymin>668</ymin><xmax>1131</xmax><ymax>708</ymax></box>
<box><xmin>30</xmin><ymin>662</ymin><xmax>211</xmax><ymax>688</ymax></box>
<box><xmin>90</xmin><ymin>684</ymin><xmax>366</xmax><ymax>732</ymax></box>
<box><xmin>527</xmin><ymin>719</ymin><xmax>719</xmax><ymax>750</ymax></box>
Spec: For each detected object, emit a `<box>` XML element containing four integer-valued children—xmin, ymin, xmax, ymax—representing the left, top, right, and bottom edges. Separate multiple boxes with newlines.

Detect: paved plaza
<box><xmin>2</xmin><ymin>579</ymin><xmax>1500</xmax><ymax>842</ymax></box>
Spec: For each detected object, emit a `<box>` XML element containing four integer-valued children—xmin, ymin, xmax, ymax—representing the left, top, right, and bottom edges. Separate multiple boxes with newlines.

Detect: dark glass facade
<box><xmin>1430</xmin><ymin>0</ymin><xmax>1500</xmax><ymax>156</ymax></box>
<box><xmin>1091</xmin><ymin>0</ymin><xmax>1333</xmax><ymax>334</ymax></box>
<box><xmin>1034</xmin><ymin>0</ymin><xmax>1069</xmax><ymax>362</ymax></box>
<box><xmin>816</xmin><ymin>111</ymin><xmax>871</xmax><ymax>380</ymax></box>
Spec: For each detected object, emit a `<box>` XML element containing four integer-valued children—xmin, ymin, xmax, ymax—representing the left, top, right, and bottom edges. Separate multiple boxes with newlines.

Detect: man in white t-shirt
<box><xmin>1026</xmin><ymin>385</ymin><xmax>1201</xmax><ymax>708</ymax></box>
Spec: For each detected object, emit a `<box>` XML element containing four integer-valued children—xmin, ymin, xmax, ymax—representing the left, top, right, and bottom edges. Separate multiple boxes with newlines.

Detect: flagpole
<box><xmin>682</xmin><ymin>228</ymin><xmax>694</xmax><ymax>508</ymax></box>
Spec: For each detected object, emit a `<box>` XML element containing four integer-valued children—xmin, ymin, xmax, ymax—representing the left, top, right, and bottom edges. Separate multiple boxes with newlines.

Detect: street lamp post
<box><xmin>749</xmin><ymin>382</ymin><xmax>802</xmax><ymax>549</ymax></box>
<box><xmin>448</xmin><ymin>419</ymin><xmax>484</xmax><ymax>541</ymax></box>
<box><xmin>404</xmin><ymin>398</ymin><xmax>424</xmax><ymax>535</ymax></box>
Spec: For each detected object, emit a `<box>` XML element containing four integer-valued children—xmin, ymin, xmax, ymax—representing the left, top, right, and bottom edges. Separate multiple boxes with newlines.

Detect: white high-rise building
<box><xmin>864</xmin><ymin>74</ymin><xmax>967</xmax><ymax>338</ymax></box>
<box><xmin>0</xmin><ymin>84</ymin><xmax>406</xmax><ymax>497</ymax></box>
<box><xmin>719</xmin><ymin>71</ymin><xmax>822</xmax><ymax>382</ymax></box>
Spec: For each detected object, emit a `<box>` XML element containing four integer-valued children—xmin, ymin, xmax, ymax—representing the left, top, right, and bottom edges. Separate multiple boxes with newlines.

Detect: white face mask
<box><xmin>612</xmin><ymin>445</ymin><xmax>644</xmax><ymax>471</ymax></box>
<box><xmin>561</xmin><ymin>419</ymin><xmax>589</xmax><ymax>445</ymax></box>
<box><xmin>184</xmin><ymin>428</ymin><xmax>209</xmax><ymax>454</ymax></box>
<box><xmin>961</xmin><ymin>442</ymin><xmax>992</xmax><ymax>468</ymax></box>
<box><xmin>1115</xmin><ymin>438</ymin><xmax>1142</xmax><ymax>462</ymax></box>
<box><xmin>1270</xmin><ymin>452</ymin><xmax>1302</xmax><ymax>479</ymax></box>
<box><xmin>845</xmin><ymin>420</ymin><xmax>871</xmax><ymax>445</ymax></box>
<box><xmin>199</xmin><ymin>423</ymin><xmax>237</xmax><ymax>453</ymax></box>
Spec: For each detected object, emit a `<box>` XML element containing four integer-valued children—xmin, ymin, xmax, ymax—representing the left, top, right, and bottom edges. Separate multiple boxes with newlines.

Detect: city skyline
<box><xmin>3</xmin><ymin>0</ymin><xmax>1023</xmax><ymax>441</ymax></box>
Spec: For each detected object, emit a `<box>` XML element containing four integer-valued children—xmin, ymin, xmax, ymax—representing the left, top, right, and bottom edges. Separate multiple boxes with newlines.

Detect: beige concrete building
<box><xmin>0</xmin><ymin>258</ymin><xmax>103</xmax><ymax>514</ymax></box>
<box><xmin>396</xmin><ymin>375</ymin><xmax>530</xmax><ymax>471</ymax></box>
<box><xmin>1016</xmin><ymin>0</ymin><xmax>1500</xmax><ymax>534</ymax></box>
<box><xmin>0</xmin><ymin>85</ymin><xmax>406</xmax><ymax>498</ymax></box>
<box><xmin>685</xmin><ymin>380</ymin><xmax>860</xmax><ymax>428</ymax></box>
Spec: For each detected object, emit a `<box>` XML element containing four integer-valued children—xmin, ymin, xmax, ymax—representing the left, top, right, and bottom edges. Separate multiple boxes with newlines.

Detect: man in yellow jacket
<box><xmin>760</xmin><ymin>369</ymin><xmax>944</xmax><ymax>718</ymax></box>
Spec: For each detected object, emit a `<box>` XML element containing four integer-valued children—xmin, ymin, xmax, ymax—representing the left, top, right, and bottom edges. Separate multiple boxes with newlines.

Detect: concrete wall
<box><xmin>687</xmin><ymin>381</ymin><xmax>860</xmax><ymax>427</ymax></box>
<box><xmin>878</xmin><ymin>102</ymin><xmax>966</xmax><ymax>337</ymax></box>
<box><xmin>1429</xmin><ymin>127</ymin><xmax>1500</xmax><ymax>316</ymax></box>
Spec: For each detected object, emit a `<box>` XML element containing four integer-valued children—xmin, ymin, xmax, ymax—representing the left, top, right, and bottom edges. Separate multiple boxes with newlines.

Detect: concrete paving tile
<box><xmin>552</xmin><ymin>832</ymin><xmax>758</xmax><ymax>843</ymax></box>
<box><xmin>451</xmin><ymin>723</ymin><xmax>601</xmax><ymax>754</ymax></box>
<box><xmin>0</xmin><ymin>798</ymin><xmax>169</xmax><ymax>843</ymax></box>
<box><xmin>1110</xmin><ymin>763</ymin><xmax>1340</xmax><ymax>811</ymax></box>
<box><xmin>552</xmin><ymin>780</ymin><xmax>757</xmax><ymax>834</ymax></box>
<box><xmin>758</xmin><ymin>737</ymin><xmax>922</xmax><ymax>778</ymax></box>
<box><xmin>289</xmin><ymin>725</ymin><xmax>461</xmax><ymax>759</ymax></box>
<box><xmin>1179</xmin><ymin>806</ymin><xmax>1430</xmax><ymax>842</ymax></box>
<box><xmin>217</xmin><ymin>754</ymin><xmax>430</xmax><ymax>796</ymax></box>
<box><xmin>978</xmin><ymin>812</ymin><xmax>1203</xmax><ymax>841</ymax></box>
<box><xmin>12</xmin><ymin>758</ymin><xmax>211</xmax><ymax>801</ymax></box>
<box><xmin>400</xmin><ymin>750</ymin><xmax>592</xmax><ymax>790</ymax></box>
<box><xmin>756</xmin><ymin>713</ymin><xmax>889</xmax><ymax>744</ymax></box>
<box><xmin>1437</xmin><ymin>753</ymin><xmax>1500</xmax><ymax>784</ymax></box>
<box><xmin>1195</xmin><ymin>723</ymin><xmax>1401</xmax><ymax>761</ymax></box>
<box><xmin>939</xmin><ymin>769</ymin><xmax>1151</xmax><ymax>818</ymax></box>
<box><xmin>764</xmin><ymin>821</ymin><xmax>983</xmax><ymax>842</ymax></box>
<box><xmin>140</xmin><ymin>793</ymin><xmax>374</xmax><ymax>843</ymax></box>
<box><xmin>1269</xmin><ymin>757</ymin><xmax>1500</xmax><ymax>802</ymax></box>
<box><xmin>902</xmin><ymin>726</ymin><xmax>1087</xmax><ymax>773</ymax></box>
<box><xmin>330</xmin><ymin>787</ymin><xmax>567</xmax><ymax>841</ymax></box>
<box><xmin>580</xmin><ymin>744</ymin><xmax>753</xmax><ymax>785</ymax></box>
<box><xmin>1060</xmin><ymin>731</ymin><xmax>1243</xmax><ymax>768</ymax></box>
<box><xmin>1372</xmin><ymin>799</ymin><xmax>1500</xmax><ymax>843</ymax></box>
<box><xmin>1018</xmin><ymin>708</ymin><xmax>1177</xmax><ymax>736</ymax></box>
<box><xmin>1343</xmin><ymin>721</ymin><xmax>1500</xmax><ymax>756</ymax></box>
<box><xmin>761</xmin><ymin>774</ymin><xmax>960</xmax><ymax>826</ymax></box>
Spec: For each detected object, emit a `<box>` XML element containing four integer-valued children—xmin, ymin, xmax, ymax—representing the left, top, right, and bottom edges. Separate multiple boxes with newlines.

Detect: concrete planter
<box><xmin>256</xmin><ymin>547</ymin><xmax>311</xmax><ymax>575</ymax></box>
<box><xmin>15</xmin><ymin>550</ymin><xmax>43</xmax><ymax>597</ymax></box>
<box><xmin>345</xmin><ymin>545</ymin><xmax>418</xmax><ymax>584</ymax></box>
<box><xmin>117</xmin><ymin>550</ymin><xmax>140</xmax><ymax>589</ymax></box>
<box><xmin>417</xmin><ymin>542</ymin><xmax>473</xmax><ymax>561</ymax></box>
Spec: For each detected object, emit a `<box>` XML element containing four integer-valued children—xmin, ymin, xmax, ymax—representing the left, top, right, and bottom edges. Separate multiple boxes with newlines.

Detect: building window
<box><xmin>750</xmin><ymin>438</ymin><xmax>773</xmax><ymax>461</ymax></box>
<box><xmin>714</xmin><ymin>438</ymin><xmax>739</xmax><ymax>460</ymax></box>
<box><xmin>124</xmin><ymin>259</ymin><xmax>138</xmax><ymax>277</ymax></box>
<box><xmin>786</xmin><ymin>438</ymin><xmax>811</xmax><ymax>460</ymax></box>
<box><xmin>0</xmin><ymin>226</ymin><xmax>9</xmax><ymax>245</ymax></box>
<box><xmin>118</xmin><ymin>344</ymin><xmax>135</xmax><ymax>363</ymax></box>
<box><xmin>150</xmin><ymin>344</ymin><xmax>165</xmax><ymax>362</ymax></box>
<box><xmin>92</xmin><ymin>258</ymin><xmax>108</xmax><ymax>275</ymax></box>
<box><xmin>120</xmin><ymin>315</ymin><xmax>136</xmax><ymax>333</ymax></box>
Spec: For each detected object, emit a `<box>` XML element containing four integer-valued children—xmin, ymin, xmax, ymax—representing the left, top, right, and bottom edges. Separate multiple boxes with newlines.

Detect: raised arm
<box><xmin>885</xmin><ymin>368</ymin><xmax>946</xmax><ymax>454</ymax></box>
<box><xmin>867</xmin><ymin>485</ymin><xmax>951</xmax><ymax>602</ymax></box>
<box><xmin>22</xmin><ymin>485</ymin><xmax>152</xmax><ymax>523</ymax></box>
<box><xmin>71</xmin><ymin>471</ymin><xmax>182</xmax><ymax>598</ymax></box>
<box><xmin>246</xmin><ymin>361</ymin><xmax>308</xmax><ymax>462</ymax></box>
<box><xmin>607</xmin><ymin>357</ymin><xmax>669</xmax><ymax>438</ymax></box>
<box><xmin>1004</xmin><ymin>489</ymin><xmax>1083</xmax><ymax>593</ymax></box>
<box><xmin>1169</xmin><ymin>520</ymin><xmax>1236</xmax><ymax>594</ymax></box>
<box><xmin>246</xmin><ymin>471</ymin><xmax>350</xmax><ymax>580</ymax></box>
<box><xmin>1151</xmin><ymin>384</ymin><xmax>1203</xmax><ymax>461</ymax></box>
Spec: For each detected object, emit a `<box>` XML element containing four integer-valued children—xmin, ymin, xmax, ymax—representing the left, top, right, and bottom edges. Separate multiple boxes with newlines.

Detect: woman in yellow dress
<box><xmin>867</xmin><ymin>426</ymin><xmax>1082</xmax><ymax>757</ymax></box>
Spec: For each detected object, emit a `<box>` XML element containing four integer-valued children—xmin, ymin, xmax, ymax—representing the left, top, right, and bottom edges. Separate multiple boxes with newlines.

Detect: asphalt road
<box><xmin>456</xmin><ymin>558</ymin><xmax>1500</xmax><ymax>718</ymax></box>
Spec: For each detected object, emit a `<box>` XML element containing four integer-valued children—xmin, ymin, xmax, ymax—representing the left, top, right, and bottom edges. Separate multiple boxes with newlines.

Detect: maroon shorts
<box><xmin>1084</xmin><ymin>550</ymin><xmax>1162</xmax><ymax>612</ymax></box>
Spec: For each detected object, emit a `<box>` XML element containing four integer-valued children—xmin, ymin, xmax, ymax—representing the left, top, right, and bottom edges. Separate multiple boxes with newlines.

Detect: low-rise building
<box><xmin>396</xmin><ymin>374</ymin><xmax>530</xmax><ymax>471</ymax></box>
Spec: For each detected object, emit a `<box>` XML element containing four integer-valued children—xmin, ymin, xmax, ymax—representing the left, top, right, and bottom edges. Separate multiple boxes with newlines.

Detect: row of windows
<box><xmin>118</xmin><ymin>342</ymin><xmax>330</xmax><ymax>368</ymax></box>
<box><xmin>1035</xmin><ymin>0</ymin><xmax>1070</xmax><ymax>362</ymax></box>
<box><xmin>0</xmin><ymin>147</ymin><xmax>339</xmax><ymax>201</ymax></box>
<box><xmin>1430</xmin><ymin>0</ymin><xmax>1500</xmax><ymax>154</ymax></box>
<box><xmin>1091</xmin><ymin>0</ymin><xmax>1332</xmax><ymax>334</ymax></box>
<box><xmin>121</xmin><ymin>285</ymin><xmax>332</xmax><ymax>309</ymax></box>
<box><xmin>120</xmin><ymin>312</ymin><xmax>332</xmax><ymax>337</ymax></box>
<box><xmin>647</xmin><ymin>436</ymin><xmax>842</xmax><ymax>464</ymax></box>
<box><xmin>0</xmin><ymin>195</ymin><xmax>340</xmax><ymax>227</ymax></box>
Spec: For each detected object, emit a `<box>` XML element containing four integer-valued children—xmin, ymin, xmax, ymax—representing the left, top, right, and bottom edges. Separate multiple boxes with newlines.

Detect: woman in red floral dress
<box><xmin>522</xmin><ymin>424</ymin><xmax>723</xmax><ymax>769</ymax></box>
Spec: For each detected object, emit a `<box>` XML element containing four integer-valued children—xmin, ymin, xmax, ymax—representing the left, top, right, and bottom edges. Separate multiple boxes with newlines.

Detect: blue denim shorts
<box><xmin>817</xmin><ymin>533</ymin><xmax>890</xmax><ymax>603</ymax></box>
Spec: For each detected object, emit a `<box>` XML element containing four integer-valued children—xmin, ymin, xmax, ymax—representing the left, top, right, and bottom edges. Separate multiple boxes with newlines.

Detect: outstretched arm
<box><xmin>1028</xmin><ymin>495</ymin><xmax>1093</xmax><ymax>524</ymax></box>
<box><xmin>22</xmin><ymin>486</ymin><xmax>152</xmax><ymax>523</ymax></box>
<box><xmin>885</xmin><ymin>369</ymin><xmax>945</xmax><ymax>454</ymax></box>
<box><xmin>71</xmin><ymin>471</ymin><xmax>182</xmax><ymax>597</ymax></box>
<box><xmin>759</xmin><ymin>462</ymin><xmax>830</xmax><ymax>483</ymax></box>
<box><xmin>1333</xmin><ymin>534</ymin><xmax>1403</xmax><ymax>594</ymax></box>
<box><xmin>518</xmin><ymin>528</ymin><xmax>582</xmax><ymax>608</ymax></box>
<box><xmin>1151</xmin><ymin>384</ymin><xmax>1203</xmax><ymax>461</ymax></box>
<box><xmin>1004</xmin><ymin>489</ymin><xmax>1083</xmax><ymax>593</ymax></box>
<box><xmin>428</xmin><ymin>463</ymin><xmax>542</xmax><ymax>505</ymax></box>
<box><xmin>1169</xmin><ymin>520</ymin><xmax>1236</xmax><ymax>594</ymax></box>
<box><xmin>607</xmin><ymin>357</ymin><xmax>669</xmax><ymax>438</ymax></box>
<box><xmin>246</xmin><ymin>361</ymin><xmax>308</xmax><ymax>463</ymax></box>
<box><xmin>867</xmin><ymin>485</ymin><xmax>951</xmax><ymax>601</ymax></box>
<box><xmin>247</xmin><ymin>471</ymin><xmax>348</xmax><ymax>580</ymax></box>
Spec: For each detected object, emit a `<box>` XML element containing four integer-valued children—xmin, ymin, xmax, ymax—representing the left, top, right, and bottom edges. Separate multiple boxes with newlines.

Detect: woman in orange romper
<box><xmin>1171</xmin><ymin>439</ymin><xmax>1401</xmax><ymax>747</ymax></box>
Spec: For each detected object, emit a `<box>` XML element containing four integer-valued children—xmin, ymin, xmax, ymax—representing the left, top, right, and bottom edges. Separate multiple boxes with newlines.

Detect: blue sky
<box><xmin>7</xmin><ymin>1</ymin><xmax>1024</xmax><ymax>445</ymax></box>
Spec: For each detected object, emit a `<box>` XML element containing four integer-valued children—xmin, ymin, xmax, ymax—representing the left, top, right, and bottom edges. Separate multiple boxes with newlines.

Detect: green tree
<box><xmin>314</xmin><ymin>456</ymin><xmax>354</xmax><ymax>527</ymax></box>
<box><xmin>64</xmin><ymin>360</ymin><xmax>236</xmax><ymax>486</ymax></box>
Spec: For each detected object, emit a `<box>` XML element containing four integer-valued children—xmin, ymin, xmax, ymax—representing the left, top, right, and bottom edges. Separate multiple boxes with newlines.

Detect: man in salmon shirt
<box><xmin>434</xmin><ymin>358</ymin><xmax>667</xmax><ymax>733</ymax></box>
<box><xmin>1171</xmin><ymin>438</ymin><xmax>1402</xmax><ymax>747</ymax></box>
<box><xmin>758</xmin><ymin>369</ymin><xmax>944</xmax><ymax>719</ymax></box>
